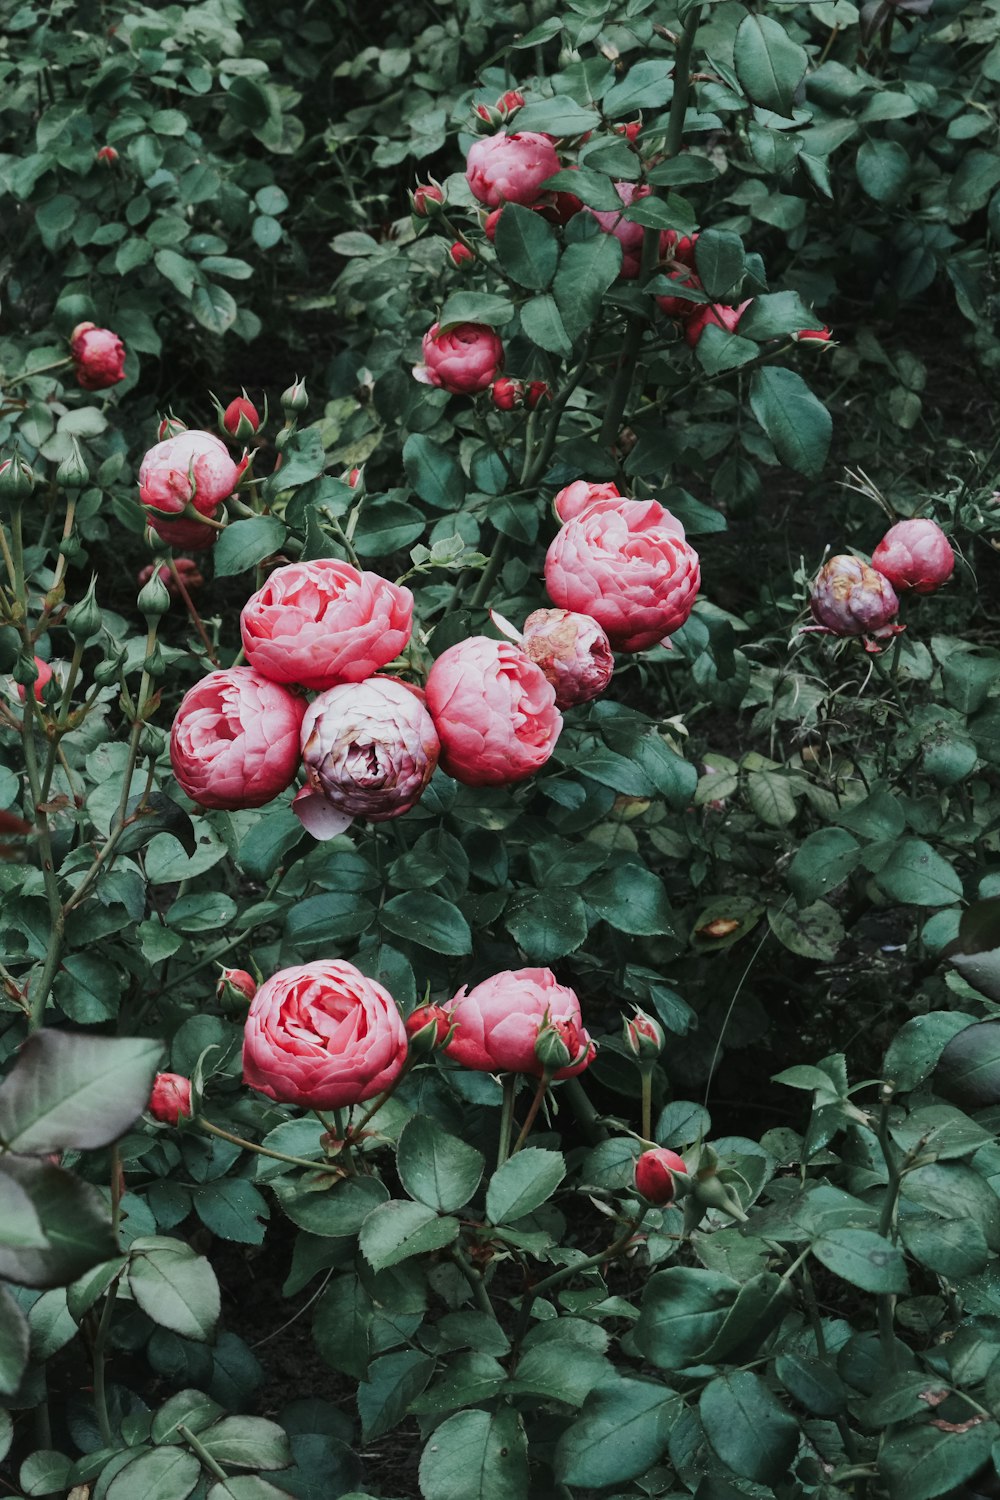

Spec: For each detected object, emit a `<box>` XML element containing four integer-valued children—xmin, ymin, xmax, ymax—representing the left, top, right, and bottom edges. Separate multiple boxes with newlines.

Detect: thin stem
<box><xmin>91</xmin><ymin>1270</ymin><xmax>124</xmax><ymax>1448</ymax></box>
<box><xmin>178</xmin><ymin>1425</ymin><xmax>229</xmax><ymax>1484</ymax></box>
<box><xmin>510</xmin><ymin>1072</ymin><xmax>552</xmax><ymax>1155</ymax></box>
<box><xmin>450</xmin><ymin>1243</ymin><xmax>498</xmax><ymax>1322</ymax></box>
<box><xmin>198</xmin><ymin>1118</ymin><xmax>342</xmax><ymax>1175</ymax></box>
<box><xmin>562</xmin><ymin>1076</ymin><xmax>606</xmax><ymax>1144</ymax></box>
<box><xmin>5</xmin><ymin>357</ymin><xmax>73</xmax><ymax>385</ymax></box>
<box><xmin>497</xmin><ymin>1075</ymin><xmax>517</xmax><ymax>1168</ymax></box>
<box><xmin>641</xmin><ymin>1070</ymin><xmax>653</xmax><ymax>1144</ymax></box>
<box><xmin>168</xmin><ymin>557</ymin><xmax>220</xmax><ymax>666</ymax></box>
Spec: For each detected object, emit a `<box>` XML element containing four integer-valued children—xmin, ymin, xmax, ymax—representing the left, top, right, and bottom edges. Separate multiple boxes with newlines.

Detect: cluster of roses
<box><xmin>168</xmin><ymin>479</ymin><xmax>700</xmax><ymax>832</ymax></box>
<box><xmin>806</xmin><ymin>517</ymin><xmax>955</xmax><ymax>651</ymax></box>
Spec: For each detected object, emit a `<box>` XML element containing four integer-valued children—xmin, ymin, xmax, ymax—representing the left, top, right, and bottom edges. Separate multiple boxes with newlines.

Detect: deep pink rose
<box><xmin>465</xmin><ymin>131</ymin><xmax>560</xmax><ymax>208</ymax></box>
<box><xmin>294</xmin><ymin>676</ymin><xmax>441</xmax><ymax>839</ymax></box>
<box><xmin>69</xmin><ymin>322</ymin><xmax>126</xmax><ymax>390</ymax></box>
<box><xmin>522</xmin><ymin>608</ymin><xmax>614</xmax><ymax>709</ymax></box>
<box><xmin>240</xmin><ymin>559</ymin><xmax>413</xmax><ymax>692</ymax></box>
<box><xmin>808</xmin><ymin>555</ymin><xmax>901</xmax><ymax>641</ymax></box>
<box><xmin>685</xmin><ymin>300</ymin><xmax>753</xmax><ymax>349</ymax></box>
<box><xmin>545</xmin><ymin>500</ymin><xmax>700</xmax><ymax>652</ymax></box>
<box><xmin>170</xmin><ymin>667</ymin><xmax>305</xmax><ymax>810</ymax></box>
<box><xmin>416</xmin><ymin>322</ymin><xmax>504</xmax><ymax>395</ymax></box>
<box><xmin>425</xmin><ymin>636</ymin><xmax>562</xmax><ymax>786</ymax></box>
<box><xmin>222</xmin><ymin>395</ymin><xmax>261</xmax><ymax>439</ymax></box>
<box><xmin>553</xmin><ymin>480</ymin><xmax>623</xmax><ymax>524</ymax></box>
<box><xmin>871</xmin><ymin>519</ymin><xmax>954</xmax><ymax>594</ymax></box>
<box><xmin>635</xmin><ymin>1148</ymin><xmax>688</xmax><ymax>1204</ymax></box>
<box><xmin>443</xmin><ymin>967</ymin><xmax>594</xmax><ymax>1079</ymax></box>
<box><xmin>243</xmin><ymin>960</ymin><xmax>408</xmax><ymax>1110</ymax></box>
<box><xmin>587</xmin><ymin>183</ymin><xmax>650</xmax><ymax>278</ymax></box>
<box><xmin>149</xmin><ymin>1073</ymin><xmax>192</xmax><ymax>1126</ymax></box>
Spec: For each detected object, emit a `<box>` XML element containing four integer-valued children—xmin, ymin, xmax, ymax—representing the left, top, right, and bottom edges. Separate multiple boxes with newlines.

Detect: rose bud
<box><xmin>293</xmin><ymin>676</ymin><xmax>441</xmax><ymax>839</ymax></box>
<box><xmin>220</xmin><ymin>392</ymin><xmax>262</xmax><ymax>441</ymax></box>
<box><xmin>217</xmin><ymin>968</ymin><xmax>257</xmax><ymax>1005</ymax></box>
<box><xmin>534</xmin><ymin>1017</ymin><xmax>591</xmax><ymax>1075</ymax></box>
<box><xmin>95</xmin><ymin>145</ymin><xmax>119</xmax><ymax>165</ymax></box>
<box><xmin>426</xmin><ymin>636</ymin><xmax>562</xmax><ymax>786</ymax></box>
<box><xmin>0</xmin><ymin>455</ymin><xmax>35</xmax><ymax>504</ymax></box>
<box><xmin>443</xmin><ymin>968</ymin><xmax>595</xmax><ymax>1079</ymax></box>
<box><xmin>614</xmin><ymin>119</ymin><xmax>642</xmax><ymax>143</ymax></box>
<box><xmin>525</xmin><ymin>380</ymin><xmax>551</xmax><ymax>409</ymax></box>
<box><xmin>137</xmin><ymin>558</ymin><xmax>205</xmax><ymax>599</ymax></box>
<box><xmin>465</xmin><ymin>130</ymin><xmax>561</xmax><ymax>208</ymax></box>
<box><xmin>149</xmin><ymin>1073</ymin><xmax>193</xmax><ymax>1126</ymax></box>
<box><xmin>586</xmin><ymin>182</ymin><xmax>651</xmax><ymax>278</ymax></box>
<box><xmin>521</xmin><ymin>608</ymin><xmax>614</xmax><ymax>709</ymax></box>
<box><xmin>685</xmin><ymin>300</ymin><xmax>752</xmax><ymax>349</ymax></box>
<box><xmin>157</xmin><ymin>414</ymin><xmax>188</xmax><ymax>441</ymax></box>
<box><xmin>415</xmin><ymin>322</ymin><xmax>504</xmax><ymax>396</ymax></box>
<box><xmin>655</xmin><ymin>234</ymin><xmax>702</xmax><ymax>318</ymax></box>
<box><xmin>280</xmin><ymin>377</ymin><xmax>308</xmax><ymax>414</ymax></box>
<box><xmin>871</xmin><ymin>518</ymin><xmax>954</xmax><ymax>595</ymax></box>
<box><xmin>139</xmin><ymin>429</ymin><xmax>242</xmax><ymax>550</ymax></box>
<box><xmin>243</xmin><ymin>960</ymin><xmax>408</xmax><ymax>1110</ymax></box>
<box><xmin>69</xmin><ymin>322</ymin><xmax>126</xmax><ymax>391</ymax></box>
<box><xmin>492</xmin><ymin>377</ymin><xmax>524</xmax><ymax>411</ymax></box>
<box><xmin>346</xmin><ymin>467</ymin><xmax>362</xmax><ymax>488</ymax></box>
<box><xmin>624</xmin><ymin>1009</ymin><xmax>665</xmax><ymax>1062</ymax></box>
<box><xmin>477</xmin><ymin>89</ymin><xmax>525</xmax><ymax>123</ymax></box>
<box><xmin>16</xmin><ymin>656</ymin><xmax>54</xmax><ymax>705</ymax></box>
<box><xmin>545</xmin><ymin>500</ymin><xmax>700</xmax><ymax>652</ymax></box>
<box><xmin>793</xmin><ymin>326</ymin><xmax>832</xmax><ymax>344</ymax></box>
<box><xmin>411</xmin><ymin>182</ymin><xmax>444</xmax><ymax>217</ymax></box>
<box><xmin>240</xmin><ymin>559</ymin><xmax>413</xmax><ymax>692</ymax></box>
<box><xmin>635</xmin><ymin>1147</ymin><xmax>688</xmax><ymax>1204</ymax></box>
<box><xmin>405</xmin><ymin>1003</ymin><xmax>453</xmax><ymax>1054</ymax></box>
<box><xmin>552</xmin><ymin>479</ymin><xmax>623</xmax><ymax>524</ymax></box>
<box><xmin>448</xmin><ymin>241</ymin><xmax>475</xmax><ymax>269</ymax></box>
<box><xmin>56</xmin><ymin>439</ymin><xmax>89</xmax><ymax>492</ymax></box>
<box><xmin>170</xmin><ymin>667</ymin><xmax>305</xmax><ymax>811</ymax></box>
<box><xmin>483</xmin><ymin>207</ymin><xmax>504</xmax><ymax>242</ymax></box>
<box><xmin>808</xmin><ymin>555</ymin><xmax>902</xmax><ymax>643</ymax></box>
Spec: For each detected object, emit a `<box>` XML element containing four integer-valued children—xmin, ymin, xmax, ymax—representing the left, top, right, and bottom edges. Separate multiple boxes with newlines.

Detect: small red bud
<box><xmin>95</xmin><ymin>145</ymin><xmax>119</xmax><ymax>165</ymax></box>
<box><xmin>635</xmin><ymin>1148</ymin><xmax>688</xmax><ymax>1204</ymax></box>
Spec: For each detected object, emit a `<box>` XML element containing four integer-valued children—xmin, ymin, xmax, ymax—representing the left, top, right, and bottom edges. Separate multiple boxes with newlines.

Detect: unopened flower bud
<box><xmin>14</xmin><ymin>653</ymin><xmax>50</xmax><ymax>699</ymax></box>
<box><xmin>218</xmin><ymin>391</ymin><xmax>263</xmax><ymax>442</ymax></box>
<box><xmin>280</xmin><ymin>377</ymin><xmax>308</xmax><ymax>414</ymax></box>
<box><xmin>345</xmin><ymin>467</ymin><xmax>362</xmax><ymax>489</ymax></box>
<box><xmin>793</xmin><ymin>326</ymin><xmax>832</xmax><ymax>345</ymax></box>
<box><xmin>64</xmin><ymin>577</ymin><xmax>102</xmax><ymax>644</ymax></box>
<box><xmin>0</xmin><ymin>455</ymin><xmax>35</xmax><ymax>505</ymax></box>
<box><xmin>216</xmin><ymin>968</ymin><xmax>257</xmax><ymax>1006</ymax></box>
<box><xmin>624</xmin><ymin>1009</ymin><xmax>664</xmax><ymax>1063</ymax></box>
<box><xmin>93</xmin><ymin>653</ymin><xmax>125</xmax><ymax>688</ymax></box>
<box><xmin>525</xmin><ymin>381</ymin><xmax>550</xmax><ymax>409</ymax></box>
<box><xmin>143</xmin><ymin>642</ymin><xmax>167</xmax><ymax>678</ymax></box>
<box><xmin>635</xmin><ymin>1147</ymin><xmax>688</xmax><ymax>1204</ymax></box>
<box><xmin>534</xmin><ymin>1021</ymin><xmax>574</xmax><ymax>1074</ymax></box>
<box><xmin>405</xmin><ymin>1003</ymin><xmax>453</xmax><ymax>1054</ymax></box>
<box><xmin>157</xmin><ymin>414</ymin><xmax>188</xmax><ymax>441</ymax></box>
<box><xmin>95</xmin><ymin>145</ymin><xmax>119</xmax><ymax>165</ymax></box>
<box><xmin>691</xmin><ymin>1170</ymin><xmax>748</xmax><ymax>1222</ymax></box>
<box><xmin>138</xmin><ymin>724</ymin><xmax>167</xmax><ymax>759</ymax></box>
<box><xmin>448</xmin><ymin>242</ymin><xmax>474</xmax><ymax>269</ymax></box>
<box><xmin>411</xmin><ymin>182</ymin><xmax>445</xmax><ymax>217</ymax></box>
<box><xmin>149</xmin><ymin>1072</ymin><xmax>193</xmax><ymax>1126</ymax></box>
<box><xmin>56</xmin><ymin>439</ymin><xmax>89</xmax><ymax>492</ymax></box>
<box><xmin>492</xmin><ymin>377</ymin><xmax>524</xmax><ymax>411</ymax></box>
<box><xmin>137</xmin><ymin>569</ymin><xmax>172</xmax><ymax>618</ymax></box>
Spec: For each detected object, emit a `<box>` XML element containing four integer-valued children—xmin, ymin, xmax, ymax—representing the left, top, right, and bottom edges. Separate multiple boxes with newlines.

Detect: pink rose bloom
<box><xmin>69</xmin><ymin>322</ymin><xmax>126</xmax><ymax>390</ymax></box>
<box><xmin>685</xmin><ymin>300</ymin><xmax>753</xmax><ymax>349</ymax></box>
<box><xmin>587</xmin><ymin>183</ymin><xmax>651</xmax><ymax>278</ymax></box>
<box><xmin>545</xmin><ymin>500</ymin><xmax>700</xmax><ymax>652</ymax></box>
<box><xmin>139</xmin><ymin>430</ymin><xmax>242</xmax><ymax>517</ymax></box>
<box><xmin>425</xmin><ymin>636</ymin><xmax>562</xmax><ymax>786</ymax></box>
<box><xmin>522</xmin><ymin>608</ymin><xmax>614</xmax><ymax>709</ymax></box>
<box><xmin>149</xmin><ymin>1073</ymin><xmax>192</xmax><ymax>1126</ymax></box>
<box><xmin>443</xmin><ymin>967</ymin><xmax>594</xmax><ymax>1079</ymax></box>
<box><xmin>553</xmin><ymin>480</ymin><xmax>623</xmax><ymax>524</ymax></box>
<box><xmin>415</xmin><ymin>322</ymin><xmax>504</xmax><ymax>395</ymax></box>
<box><xmin>871</xmin><ymin>519</ymin><xmax>954</xmax><ymax>595</ymax></box>
<box><xmin>465</xmin><ymin>131</ymin><xmax>561</xmax><ymax>208</ymax></box>
<box><xmin>294</xmin><ymin>676</ymin><xmax>441</xmax><ymax>839</ymax></box>
<box><xmin>808</xmin><ymin>556</ymin><xmax>901</xmax><ymax>641</ymax></box>
<box><xmin>240</xmin><ymin>559</ymin><xmax>413</xmax><ymax>692</ymax></box>
<box><xmin>170</xmin><ymin>667</ymin><xmax>305</xmax><ymax>811</ymax></box>
<box><xmin>243</xmin><ymin>960</ymin><xmax>408</xmax><ymax>1110</ymax></box>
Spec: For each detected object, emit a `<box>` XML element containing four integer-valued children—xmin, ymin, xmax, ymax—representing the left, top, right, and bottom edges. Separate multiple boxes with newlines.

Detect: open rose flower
<box><xmin>149</xmin><ymin>1073</ymin><xmax>192</xmax><ymax>1126</ymax></box>
<box><xmin>139</xmin><ymin>430</ymin><xmax>243</xmax><ymax>549</ymax></box>
<box><xmin>806</xmin><ymin>555</ymin><xmax>902</xmax><ymax>645</ymax></box>
<box><xmin>415</xmin><ymin>322</ymin><xmax>504</xmax><ymax>395</ymax></box>
<box><xmin>170</xmin><ymin>667</ymin><xmax>305</xmax><ymax>810</ymax></box>
<box><xmin>522</xmin><ymin>608</ymin><xmax>614</xmax><ymax>709</ymax></box>
<box><xmin>293</xmin><ymin>677</ymin><xmax>441</xmax><ymax>839</ymax></box>
<box><xmin>443</xmin><ymin>967</ymin><xmax>594</xmax><ymax>1079</ymax></box>
<box><xmin>465</xmin><ymin>130</ymin><xmax>560</xmax><ymax>208</ymax></box>
<box><xmin>553</xmin><ymin>480</ymin><xmax>623</xmax><ymax>524</ymax></box>
<box><xmin>871</xmin><ymin>519</ymin><xmax>954</xmax><ymax>594</ymax></box>
<box><xmin>426</xmin><ymin>636</ymin><xmax>562</xmax><ymax>785</ymax></box>
<box><xmin>243</xmin><ymin>960</ymin><xmax>408</xmax><ymax>1109</ymax></box>
<box><xmin>241</xmin><ymin>559</ymin><xmax>413</xmax><ymax>692</ymax></box>
<box><xmin>545</xmin><ymin>500</ymin><xmax>700</xmax><ymax>651</ymax></box>
<box><xmin>69</xmin><ymin>322</ymin><xmax>126</xmax><ymax>391</ymax></box>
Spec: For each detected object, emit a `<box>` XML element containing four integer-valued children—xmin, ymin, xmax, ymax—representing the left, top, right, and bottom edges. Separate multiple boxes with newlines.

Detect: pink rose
<box><xmin>871</xmin><ymin>519</ymin><xmax>954</xmax><ymax>595</ymax></box>
<box><xmin>294</xmin><ymin>676</ymin><xmax>441</xmax><ymax>839</ymax></box>
<box><xmin>522</xmin><ymin>608</ymin><xmax>614</xmax><ymax>709</ymax></box>
<box><xmin>411</xmin><ymin>183</ymin><xmax>444</xmax><ymax>216</ymax></box>
<box><xmin>69</xmin><ymin>322</ymin><xmax>126</xmax><ymax>391</ymax></box>
<box><xmin>492</xmin><ymin>377</ymin><xmax>523</xmax><ymax>410</ymax></box>
<box><xmin>587</xmin><ymin>183</ymin><xmax>650</xmax><ymax>278</ymax></box>
<box><xmin>170</xmin><ymin>667</ymin><xmax>305</xmax><ymax>810</ymax></box>
<box><xmin>139</xmin><ymin>430</ymin><xmax>242</xmax><ymax>550</ymax></box>
<box><xmin>415</xmin><ymin>322</ymin><xmax>504</xmax><ymax>395</ymax></box>
<box><xmin>656</xmin><ymin>231</ymin><xmax>702</xmax><ymax>318</ymax></box>
<box><xmin>553</xmin><ymin>480</ymin><xmax>623</xmax><ymax>524</ymax></box>
<box><xmin>685</xmin><ymin>300</ymin><xmax>752</xmax><ymax>349</ymax></box>
<box><xmin>808</xmin><ymin>555</ymin><xmax>901</xmax><ymax>641</ymax></box>
<box><xmin>545</xmin><ymin>500</ymin><xmax>701</xmax><ymax>652</ymax></box>
<box><xmin>443</xmin><ymin>967</ymin><xmax>594</xmax><ymax>1079</ymax></box>
<box><xmin>635</xmin><ymin>1148</ymin><xmax>688</xmax><ymax>1204</ymax></box>
<box><xmin>240</xmin><ymin>559</ymin><xmax>413</xmax><ymax>692</ymax></box>
<box><xmin>149</xmin><ymin>1073</ymin><xmax>192</xmax><ymax>1126</ymax></box>
<box><xmin>465</xmin><ymin>131</ymin><xmax>561</xmax><ymax>208</ymax></box>
<box><xmin>425</xmin><ymin>636</ymin><xmax>562</xmax><ymax>786</ymax></box>
<box><xmin>243</xmin><ymin>960</ymin><xmax>408</xmax><ymax>1110</ymax></box>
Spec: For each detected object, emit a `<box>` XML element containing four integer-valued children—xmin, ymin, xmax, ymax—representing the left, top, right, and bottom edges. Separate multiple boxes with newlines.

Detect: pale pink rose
<box><xmin>545</xmin><ymin>500</ymin><xmax>700</xmax><ymax>652</ymax></box>
<box><xmin>443</xmin><ymin>968</ymin><xmax>594</xmax><ymax>1079</ymax></box>
<box><xmin>139</xmin><ymin>430</ymin><xmax>242</xmax><ymax>551</ymax></box>
<box><xmin>243</xmin><ymin>960</ymin><xmax>408</xmax><ymax>1110</ymax></box>
<box><xmin>69</xmin><ymin>322</ymin><xmax>126</xmax><ymax>390</ymax></box>
<box><xmin>170</xmin><ymin>667</ymin><xmax>305</xmax><ymax>810</ymax></box>
<box><xmin>149</xmin><ymin>1073</ymin><xmax>192</xmax><ymax>1126</ymax></box>
<box><xmin>587</xmin><ymin>183</ymin><xmax>651</xmax><ymax>278</ymax></box>
<box><xmin>522</xmin><ymin>608</ymin><xmax>614</xmax><ymax>709</ymax></box>
<box><xmin>294</xmin><ymin>677</ymin><xmax>441</xmax><ymax>839</ymax></box>
<box><xmin>808</xmin><ymin>556</ymin><xmax>901</xmax><ymax>641</ymax></box>
<box><xmin>416</xmin><ymin>322</ymin><xmax>504</xmax><ymax>395</ymax></box>
<box><xmin>425</xmin><ymin>636</ymin><xmax>562</xmax><ymax>786</ymax></box>
<box><xmin>553</xmin><ymin>480</ymin><xmax>623</xmax><ymax>524</ymax></box>
<box><xmin>465</xmin><ymin>131</ymin><xmax>561</xmax><ymax>208</ymax></box>
<box><xmin>871</xmin><ymin>519</ymin><xmax>954</xmax><ymax>595</ymax></box>
<box><xmin>240</xmin><ymin>559</ymin><xmax>413</xmax><ymax>692</ymax></box>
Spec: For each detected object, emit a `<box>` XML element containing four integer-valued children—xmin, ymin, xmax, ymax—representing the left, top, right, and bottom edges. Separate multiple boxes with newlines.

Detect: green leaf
<box><xmin>768</xmin><ymin>901</ymin><xmax>844</xmax><ymax>962</ymax></box>
<box><xmin>733</xmin><ymin>14</ymin><xmax>808</xmax><ymax>117</ymax></box>
<box><xmin>208</xmin><ymin>1480</ymin><xmax>295</xmax><ymax>1500</ymax></box>
<box><xmin>739</xmin><ymin>291</ymin><xmax>825</xmax><ymax>341</ymax></box>
<box><xmin>507</xmin><ymin>1342</ymin><xmax>612</xmax><ymax>1406</ymax></box>
<box><xmin>880</xmin><ymin>1420</ymin><xmax>998</xmax><ymax>1500</ymax></box>
<box><xmin>193</xmin><ymin>1180</ymin><xmax>270</xmax><ymax>1245</ymax></box>
<box><xmin>935</xmin><ymin>1021</ymin><xmax>1000</xmax><ymax>1108</ymax></box>
<box><xmin>154</xmin><ymin>247</ymin><xmax>198</xmax><ymax>297</ymax></box>
<box><xmin>396</xmin><ymin>1116</ymin><xmax>484</xmax><ymax>1213</ymax></box>
<box><xmin>151</xmin><ymin>1388</ymin><xmax>225</xmax><ymax>1444</ymax></box>
<box><xmin>486</xmin><ymin>1148</ymin><xmax>565</xmax><ymax>1225</ymax></box>
<box><xmin>494</xmin><ymin>203</ymin><xmax>559</xmax><ymax>290</ymax></box>
<box><xmin>856</xmin><ymin>139</ymin><xmax>911</xmax><ymax>204</ymax></box>
<box><xmin>438</xmin><ymin>291</ymin><xmax>514</xmax><ymax>329</ymax></box>
<box><xmin>944</xmin><ymin>898</ymin><xmax>1000</xmax><ymax>1001</ymax></box>
<box><xmin>503</xmin><ymin>888</ymin><xmax>589</xmax><ymax>963</ymax></box>
<box><xmin>585</xmin><ymin>866</ymin><xmax>675</xmax><ymax>936</ymax></box>
<box><xmin>358</xmin><ymin>1201</ymin><xmax>459</xmax><ymax>1272</ymax></box>
<box><xmin>0</xmin><ymin>1156</ymin><xmax>117</xmax><ymax>1288</ymax></box>
<box><xmin>749</xmin><ymin>367</ymin><xmax>832</xmax><ymax>478</ymax></box>
<box><xmin>555</xmin><ymin>1377</ymin><xmax>678</xmax><ymax>1485</ymax></box>
<box><xmin>775</xmin><ymin>1353</ymin><xmax>847</xmax><ymax>1417</ymax></box>
<box><xmin>812</xmin><ymin>1228</ymin><xmax>909</xmax><ymax>1293</ymax></box>
<box><xmin>277</xmin><ymin>1175</ymin><xmax>388</xmax><ymax>1237</ymax></box>
<box><xmin>0</xmin><ymin>1030</ymin><xmax>162</xmax><ymax>1153</ymax></box>
<box><xmin>694</xmin><ymin>229</ymin><xmax>745</xmax><ymax>299</ymax></box>
<box><xmin>198</xmin><ymin>1416</ymin><xmax>292</xmax><ymax>1470</ymax></box>
<box><xmin>636</xmin><ymin>1266</ymin><xmax>739</xmax><ymax>1370</ymax></box>
<box><xmin>127</xmin><ymin>1237</ymin><xmax>221</xmax><ymax>1342</ymax></box>
<box><xmin>213</xmin><ymin>517</ymin><xmax>287</xmax><ymax>577</ymax></box>
<box><xmin>353</xmin><ymin>498</ymin><xmax>425</xmax><ymax>557</ymax></box>
<box><xmin>106</xmin><ymin>1446</ymin><xmax>201</xmax><ymax>1500</ymax></box>
<box><xmin>0</xmin><ymin>1286</ymin><xmax>30</xmax><ymax>1396</ymax></box>
<box><xmin>603</xmin><ymin>59</ymin><xmax>674</xmax><ymax>117</ymax></box>
<box><xmin>402</xmin><ymin>434</ymin><xmax>465</xmax><ymax>510</ymax></box>
<box><xmin>544</xmin><ymin>166</ymin><xmax>621</xmax><ymax>211</ymax></box>
<box><xmin>357</xmin><ymin>1350</ymin><xmax>434</xmax><ymax>1441</ymax></box>
<box><xmin>418</xmin><ymin>1407</ymin><xmax>528</xmax><ymax>1500</ymax></box>
<box><xmin>313</xmin><ymin>1273</ymin><xmax>373</xmax><ymax>1380</ymax></box>
<box><xmin>699</xmin><ymin>1371</ymin><xmax>800</xmax><ymax>1485</ymax></box>
<box><xmin>520</xmin><ymin>294</ymin><xmax>573</xmax><ymax>356</ymax></box>
<box><xmin>874</xmin><ymin>839</ymin><xmax>963</xmax><ymax>907</ymax></box>
<box><xmin>787</xmin><ymin>828</ymin><xmax>860</xmax><ymax>906</ymax></box>
<box><xmin>553</xmin><ymin>232</ymin><xmax>622</xmax><ymax>340</ymax></box>
<box><xmin>900</xmin><ymin>1214</ymin><xmax>990</xmax><ymax>1278</ymax></box>
<box><xmin>884</xmin><ymin>1011</ymin><xmax>975</xmax><ymax>1092</ymax></box>
<box><xmin>379</xmin><ymin>892</ymin><xmax>472</xmax><ymax>955</ymax></box>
